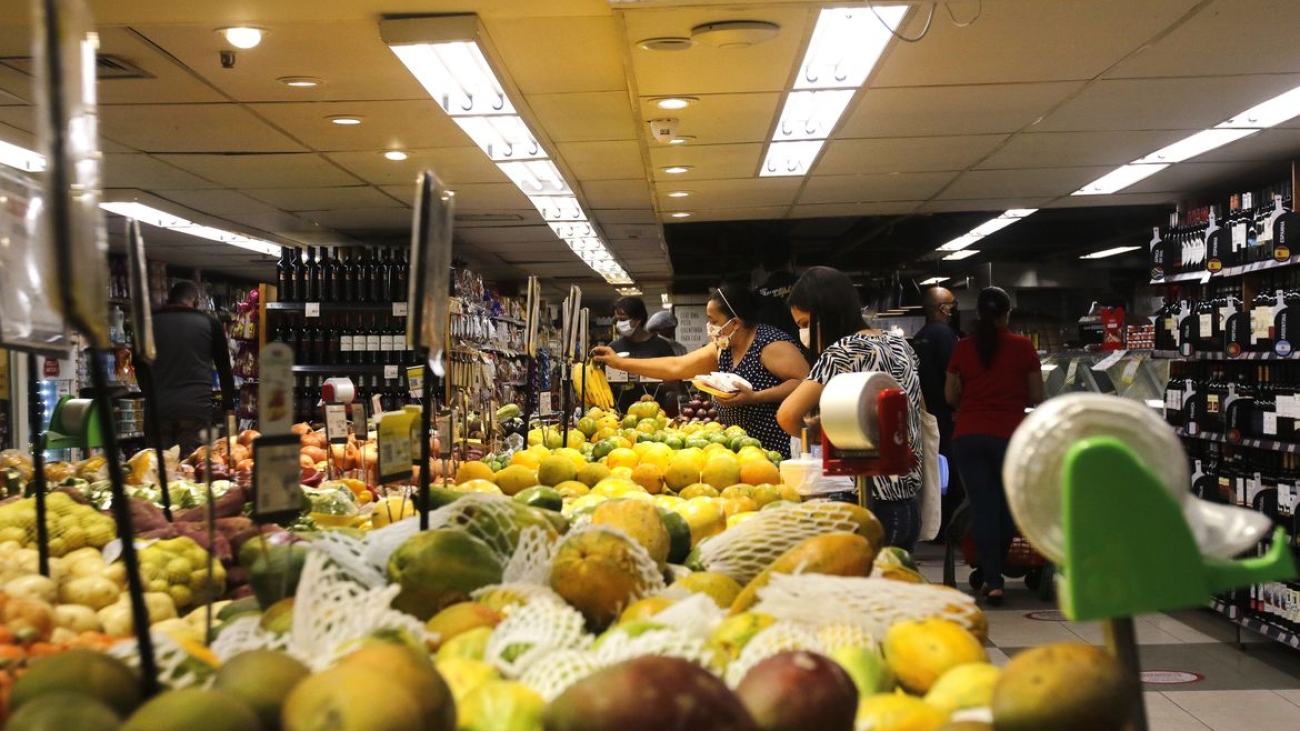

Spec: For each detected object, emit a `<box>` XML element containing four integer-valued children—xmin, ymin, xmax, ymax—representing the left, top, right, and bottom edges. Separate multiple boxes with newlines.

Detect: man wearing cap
<box><xmin>646</xmin><ymin>309</ymin><xmax>689</xmax><ymax>356</ymax></box>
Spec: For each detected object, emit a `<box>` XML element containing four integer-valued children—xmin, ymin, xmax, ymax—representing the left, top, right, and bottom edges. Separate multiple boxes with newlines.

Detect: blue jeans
<box><xmin>827</xmin><ymin>491</ymin><xmax>920</xmax><ymax>552</ymax></box>
<box><xmin>952</xmin><ymin>434</ymin><xmax>1016</xmax><ymax>591</ymax></box>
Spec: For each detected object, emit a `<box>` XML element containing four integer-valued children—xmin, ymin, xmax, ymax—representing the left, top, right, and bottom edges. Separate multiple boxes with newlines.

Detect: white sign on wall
<box><xmin>675</xmin><ymin>306</ymin><xmax>710</xmax><ymax>352</ymax></box>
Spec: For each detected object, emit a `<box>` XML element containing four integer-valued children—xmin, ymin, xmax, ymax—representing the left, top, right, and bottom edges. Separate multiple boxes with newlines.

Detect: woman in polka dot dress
<box><xmin>592</xmin><ymin>283</ymin><xmax>809</xmax><ymax>458</ymax></box>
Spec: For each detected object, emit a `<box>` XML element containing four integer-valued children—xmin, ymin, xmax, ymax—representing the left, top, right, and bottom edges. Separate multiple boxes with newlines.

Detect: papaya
<box><xmin>591</xmin><ymin>500</ymin><xmax>671</xmax><ymax>571</ymax></box>
<box><xmin>387</xmin><ymin>530</ymin><xmax>504</xmax><ymax>620</ymax></box>
<box><xmin>549</xmin><ymin>528</ymin><xmax>652</xmax><ymax>630</ymax></box>
<box><xmin>250</xmin><ymin>544</ymin><xmax>309</xmax><ymax>609</ymax></box>
<box><xmin>514</xmin><ymin>485</ymin><xmax>563</xmax><ymax>512</ymax></box>
<box><xmin>730</xmin><ymin>532</ymin><xmax>876</xmax><ymax>614</ymax></box>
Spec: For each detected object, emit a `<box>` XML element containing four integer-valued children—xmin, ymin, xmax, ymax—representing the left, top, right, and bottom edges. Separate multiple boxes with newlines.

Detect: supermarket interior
<box><xmin>5</xmin><ymin>1</ymin><xmax>1300</xmax><ymax>730</ymax></box>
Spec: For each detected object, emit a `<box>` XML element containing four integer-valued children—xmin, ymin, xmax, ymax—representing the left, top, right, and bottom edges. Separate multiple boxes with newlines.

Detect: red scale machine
<box><xmin>818</xmin><ymin>371</ymin><xmax>916</xmax><ymax>504</ymax></box>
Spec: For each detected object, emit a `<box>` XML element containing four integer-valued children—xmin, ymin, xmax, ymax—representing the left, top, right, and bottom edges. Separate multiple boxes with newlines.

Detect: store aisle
<box><xmin>913</xmin><ymin>545</ymin><xmax>1300</xmax><ymax>731</ymax></box>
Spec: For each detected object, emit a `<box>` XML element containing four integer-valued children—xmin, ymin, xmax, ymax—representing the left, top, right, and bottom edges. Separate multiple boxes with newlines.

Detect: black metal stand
<box><xmin>418</xmin><ymin>350</ymin><xmax>434</xmax><ymax>532</ymax></box>
<box><xmin>133</xmin><ymin>361</ymin><xmax>173</xmax><ymax>522</ymax></box>
<box><xmin>89</xmin><ymin>348</ymin><xmax>159</xmax><ymax>696</ymax></box>
<box><xmin>520</xmin><ymin>356</ymin><xmax>538</xmax><ymax>430</ymax></box>
<box><xmin>27</xmin><ymin>353</ymin><xmax>49</xmax><ymax>578</ymax></box>
<box><xmin>560</xmin><ymin>362</ymin><xmax>571</xmax><ymax>447</ymax></box>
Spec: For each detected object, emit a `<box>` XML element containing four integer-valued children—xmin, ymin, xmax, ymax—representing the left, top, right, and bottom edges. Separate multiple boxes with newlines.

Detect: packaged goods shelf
<box><xmin>1210</xmin><ymin>598</ymin><xmax>1300</xmax><ymax>649</ymax></box>
<box><xmin>1152</xmin><ymin>254</ymin><xmax>1298</xmax><ymax>285</ymax></box>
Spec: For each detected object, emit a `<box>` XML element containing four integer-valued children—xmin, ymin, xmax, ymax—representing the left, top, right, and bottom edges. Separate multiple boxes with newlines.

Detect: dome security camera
<box><xmin>648</xmin><ymin>118</ymin><xmax>681</xmax><ymax>145</ymax></box>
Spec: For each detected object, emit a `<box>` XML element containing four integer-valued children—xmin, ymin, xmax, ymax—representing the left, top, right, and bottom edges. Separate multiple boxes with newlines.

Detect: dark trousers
<box><xmin>952</xmin><ymin>434</ymin><xmax>1016</xmax><ymax>591</ymax></box>
<box><xmin>158</xmin><ymin>417</ymin><xmax>209</xmax><ymax>456</ymax></box>
<box><xmin>826</xmin><ymin>491</ymin><xmax>920</xmax><ymax>553</ymax></box>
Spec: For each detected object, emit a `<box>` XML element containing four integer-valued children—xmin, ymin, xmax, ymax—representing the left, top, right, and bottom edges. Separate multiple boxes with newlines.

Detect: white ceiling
<box><xmin>0</xmin><ymin>0</ymin><xmax>1298</xmax><ymax>295</ymax></box>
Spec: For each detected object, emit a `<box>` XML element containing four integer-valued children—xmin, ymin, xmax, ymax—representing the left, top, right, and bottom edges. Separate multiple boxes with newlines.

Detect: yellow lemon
<box><xmin>883</xmin><ymin>619</ymin><xmax>988</xmax><ymax>695</ymax></box>
<box><xmin>607</xmin><ymin>448</ymin><xmax>640</xmax><ymax>470</ymax></box>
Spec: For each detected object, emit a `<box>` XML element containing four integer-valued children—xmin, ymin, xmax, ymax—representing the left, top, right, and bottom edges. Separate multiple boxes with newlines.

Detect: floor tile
<box><xmin>1131</xmin><ymin>644</ymin><xmax>1300</xmax><ymax>692</ymax></box>
<box><xmin>1273</xmin><ymin>688</ymin><xmax>1300</xmax><ymax>708</ymax></box>
<box><xmin>1145</xmin><ymin>692</ymin><xmax>1213</xmax><ymax>731</ymax></box>
<box><xmin>1067</xmin><ymin>619</ymin><xmax>1187</xmax><ymax>645</ymax></box>
<box><xmin>1141</xmin><ymin>614</ymin><xmax>1222</xmax><ymax>644</ymax></box>
<box><xmin>1166</xmin><ymin>690</ymin><xmax>1300</xmax><ymax>731</ymax></box>
<box><xmin>984</xmin><ymin>646</ymin><xmax>1012</xmax><ymax>668</ymax></box>
<box><xmin>982</xmin><ymin>614</ymin><xmax>1080</xmax><ymax>647</ymax></box>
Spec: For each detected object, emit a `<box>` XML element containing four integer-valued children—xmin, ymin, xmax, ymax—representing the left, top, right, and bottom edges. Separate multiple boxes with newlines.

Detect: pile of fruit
<box><xmin>681</xmin><ymin>394</ymin><xmax>720</xmax><ymax>424</ymax></box>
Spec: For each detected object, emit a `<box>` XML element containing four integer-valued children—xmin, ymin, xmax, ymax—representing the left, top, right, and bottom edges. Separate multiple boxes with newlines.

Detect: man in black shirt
<box><xmin>609</xmin><ymin>296</ymin><xmax>676</xmax><ymax>413</ymax></box>
<box><xmin>150</xmin><ymin>280</ymin><xmax>235</xmax><ymax>454</ymax></box>
<box><xmin>912</xmin><ymin>286</ymin><xmax>960</xmax><ymax>539</ymax></box>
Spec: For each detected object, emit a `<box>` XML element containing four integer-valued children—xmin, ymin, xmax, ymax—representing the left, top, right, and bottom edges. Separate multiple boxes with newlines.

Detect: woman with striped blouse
<box><xmin>776</xmin><ymin>266</ymin><xmax>925</xmax><ymax>550</ymax></box>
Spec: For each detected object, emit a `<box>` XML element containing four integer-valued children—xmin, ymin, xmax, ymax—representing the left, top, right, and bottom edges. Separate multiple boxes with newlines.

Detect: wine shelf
<box><xmin>1209</xmin><ymin>598</ymin><xmax>1300</xmax><ymax>649</ymax></box>
<box><xmin>266</xmin><ymin>301</ymin><xmax>399</xmax><ymax>312</ymax></box>
<box><xmin>1177</xmin><ymin>428</ymin><xmax>1300</xmax><ymax>454</ymax></box>
<box><xmin>291</xmin><ymin>365</ymin><xmax>395</xmax><ymax>375</ymax></box>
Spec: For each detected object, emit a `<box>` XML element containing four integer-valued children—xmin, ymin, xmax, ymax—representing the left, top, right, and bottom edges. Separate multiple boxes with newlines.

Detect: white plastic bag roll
<box><xmin>819</xmin><ymin>371</ymin><xmax>901</xmax><ymax>450</ymax></box>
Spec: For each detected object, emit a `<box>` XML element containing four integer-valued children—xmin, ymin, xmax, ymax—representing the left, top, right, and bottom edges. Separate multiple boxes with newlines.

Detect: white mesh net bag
<box><xmin>483</xmin><ymin>597</ymin><xmax>591</xmax><ymax>678</ymax></box>
<box><xmin>817</xmin><ymin>622</ymin><xmax>877</xmax><ymax>653</ymax></box>
<box><xmin>287</xmin><ymin>549</ymin><xmax>430</xmax><ymax>670</ymax></box>
<box><xmin>591</xmin><ymin>625</ymin><xmax>715</xmax><ymax>670</ymax></box>
<box><xmin>108</xmin><ymin>631</ymin><xmax>215</xmax><ymax>690</ymax></box>
<box><xmin>471</xmin><ymin>582</ymin><xmax>566</xmax><ymax>616</ymax></box>
<box><xmin>502</xmin><ymin>525</ymin><xmax>554</xmax><ymax>585</ymax></box>
<box><xmin>649</xmin><ymin>592</ymin><xmax>726</xmax><ymax>641</ymax></box>
<box><xmin>363</xmin><ymin>494</ymin><xmax>536</xmax><ymax>571</ymax></box>
<box><xmin>665</xmin><ymin>564</ymin><xmax>692</xmax><ymax>584</ymax></box>
<box><xmin>211</xmin><ymin>614</ymin><xmax>290</xmax><ymax>662</ymax></box>
<box><xmin>723</xmin><ymin>621</ymin><xmax>824</xmax><ymax>688</ymax></box>
<box><xmin>552</xmin><ymin>524</ymin><xmax>667</xmax><ymax>600</ymax></box>
<box><xmin>694</xmin><ymin>501</ymin><xmax>866</xmax><ymax>585</ymax></box>
<box><xmin>750</xmin><ymin>573</ymin><xmax>982</xmax><ymax>639</ymax></box>
<box><xmin>519</xmin><ymin>648</ymin><xmax>605</xmax><ymax>702</ymax></box>
<box><xmin>311</xmin><ymin>530</ymin><xmax>385</xmax><ymax>588</ymax></box>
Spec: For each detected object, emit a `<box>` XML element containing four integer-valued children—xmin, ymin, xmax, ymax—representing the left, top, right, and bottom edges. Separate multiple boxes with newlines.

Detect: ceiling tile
<box><xmin>490</xmin><ymin>16</ymin><xmax>626</xmax><ymax>94</ymax></box>
<box><xmin>974</xmin><ymin>131</ymin><xmax>1181</xmax><ymax>170</ymax></box>
<box><xmin>331</xmin><ymin>147</ymin><xmax>504</xmax><ymax>187</ymax></box>
<box><xmin>1107</xmin><ymin>0</ymin><xmax>1300</xmax><ymax>78</ymax></box>
<box><xmin>1125</xmin><ymin>160</ymin><xmax>1279</xmax><ymax>195</ymax></box>
<box><xmin>818</xmin><ymin>135</ymin><xmax>1009</xmax><ymax>176</ymax></box>
<box><xmin>790</xmin><ymin>202</ymin><xmax>922</xmax><ymax>219</ymax></box>
<box><xmin>581</xmin><ymin>179</ymin><xmax>653</xmax><ymax>209</ymax></box>
<box><xmin>457</xmin><ymin>225</ymin><xmax>556</xmax><ymax>244</ymax></box>
<box><xmin>103</xmin><ymin>153</ymin><xmax>223</xmax><ymax>189</ymax></box>
<box><xmin>648</xmin><ymin>143</ymin><xmax>764</xmax><ymax>181</ymax></box>
<box><xmin>936</xmin><ymin>167</ymin><xmax>1113</xmax><ymax>200</ymax></box>
<box><xmin>528</xmin><ymin>91</ymin><xmax>639</xmax><ymax>143</ymax></box>
<box><xmin>655</xmin><ymin>177</ymin><xmax>801</xmax><ymax>210</ymax></box>
<box><xmin>1032</xmin><ymin>74</ymin><xmax>1300</xmax><ymax>133</ymax></box>
<box><xmin>1045</xmin><ymin>193</ymin><xmax>1181</xmax><ymax>209</ymax></box>
<box><xmin>242</xmin><ymin>186</ymin><xmax>403</xmax><ymax>212</ymax></box>
<box><xmin>153</xmin><ymin>153</ymin><xmax>361</xmax><ymax>188</ymax></box>
<box><xmin>593</xmin><ymin>209</ymin><xmax>659</xmax><ymax>225</ymax></box>
<box><xmin>102</xmin><ymin>104</ymin><xmax>306</xmax><ymax>152</ymax></box>
<box><xmin>916</xmin><ymin>198</ymin><xmax>1054</xmax><ymax>214</ymax></box>
<box><xmin>638</xmin><ymin>93</ymin><xmax>780</xmax><ymax>146</ymax></box>
<box><xmin>247</xmin><ymin>100</ymin><xmax>465</xmax><ymax>152</ymax></box>
<box><xmin>840</xmin><ymin>82</ymin><xmax>1082</xmax><ymax>138</ymax></box>
<box><xmin>799</xmin><ymin>172</ymin><xmax>955</xmax><ymax>204</ymax></box>
<box><xmin>873</xmin><ymin>0</ymin><xmax>1203</xmax><ymax>87</ymax></box>
<box><xmin>296</xmin><ymin>207</ymin><xmax>416</xmax><ymax>231</ymax></box>
<box><xmin>621</xmin><ymin>4</ymin><xmax>813</xmax><ymax>96</ymax></box>
<box><xmin>441</xmin><ymin>182</ymin><xmax>535</xmax><ymax>212</ymax></box>
<box><xmin>675</xmin><ymin>205</ymin><xmax>790</xmax><ymax>221</ymax></box>
<box><xmin>1194</xmin><ymin>127</ymin><xmax>1300</xmax><ymax>164</ymax></box>
<box><xmin>555</xmin><ymin>140</ymin><xmax>645</xmax><ymax>180</ymax></box>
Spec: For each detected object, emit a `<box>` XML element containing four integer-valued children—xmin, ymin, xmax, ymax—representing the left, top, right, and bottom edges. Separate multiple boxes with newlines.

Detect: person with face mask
<box><xmin>606</xmin><ymin>296</ymin><xmax>678</xmax><ymax>413</ymax></box>
<box><xmin>911</xmin><ymin>285</ymin><xmax>962</xmax><ymax>541</ymax></box>
<box><xmin>592</xmin><ymin>282</ymin><xmax>808</xmax><ymax>457</ymax></box>
<box><xmin>776</xmin><ymin>266</ymin><xmax>925</xmax><ymax>551</ymax></box>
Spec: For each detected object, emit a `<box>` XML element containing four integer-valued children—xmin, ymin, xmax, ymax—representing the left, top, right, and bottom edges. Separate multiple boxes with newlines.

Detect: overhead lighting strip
<box><xmin>1080</xmin><ymin>245</ymin><xmax>1141</xmax><ymax>260</ymax></box>
<box><xmin>1073</xmin><ymin>82</ymin><xmax>1300</xmax><ymax>196</ymax></box>
<box><xmin>383</xmin><ymin>16</ymin><xmax>634</xmax><ymax>286</ymax></box>
<box><xmin>935</xmin><ymin>209</ymin><xmax>1038</xmax><ymax>252</ymax></box>
<box><xmin>760</xmin><ymin>5</ymin><xmax>907</xmax><ymax>177</ymax></box>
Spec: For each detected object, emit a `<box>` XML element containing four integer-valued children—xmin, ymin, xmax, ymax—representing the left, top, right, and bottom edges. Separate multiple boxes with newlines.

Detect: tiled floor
<box><xmin>914</xmin><ymin>543</ymin><xmax>1300</xmax><ymax>731</ymax></box>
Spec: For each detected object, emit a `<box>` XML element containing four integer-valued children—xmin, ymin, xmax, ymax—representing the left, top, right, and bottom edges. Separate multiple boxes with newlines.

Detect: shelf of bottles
<box><xmin>1150</xmin><ymin>181</ymin><xmax>1297</xmax><ymax>285</ymax></box>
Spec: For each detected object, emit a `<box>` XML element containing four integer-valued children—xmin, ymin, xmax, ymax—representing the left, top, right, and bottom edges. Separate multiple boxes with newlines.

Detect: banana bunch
<box><xmin>572</xmin><ymin>362</ymin><xmax>614</xmax><ymax>410</ymax></box>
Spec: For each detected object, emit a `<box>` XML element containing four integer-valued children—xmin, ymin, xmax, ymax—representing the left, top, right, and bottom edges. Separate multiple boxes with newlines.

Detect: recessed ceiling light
<box><xmin>690</xmin><ymin>20</ymin><xmax>781</xmax><ymax>49</ymax></box>
<box><xmin>384</xmin><ymin>150</ymin><xmax>409</xmax><ymax>161</ymax></box>
<box><xmin>655</xmin><ymin>97</ymin><xmax>696</xmax><ymax>110</ymax></box>
<box><xmin>219</xmin><ymin>27</ymin><xmax>264</xmax><ymax>49</ymax></box>
<box><xmin>328</xmin><ymin>115</ymin><xmax>363</xmax><ymax>125</ymax></box>
<box><xmin>662</xmin><ymin>165</ymin><xmax>693</xmax><ymax>174</ymax></box>
<box><xmin>638</xmin><ymin>37</ymin><xmax>693</xmax><ymax>52</ymax></box>
<box><xmin>279</xmin><ymin>76</ymin><xmax>322</xmax><ymax>88</ymax></box>
<box><xmin>666</xmin><ymin>190</ymin><xmax>693</xmax><ymax>198</ymax></box>
<box><xmin>668</xmin><ymin>135</ymin><xmax>696</xmax><ymax>145</ymax></box>
<box><xmin>670</xmin><ymin>212</ymin><xmax>692</xmax><ymax>218</ymax></box>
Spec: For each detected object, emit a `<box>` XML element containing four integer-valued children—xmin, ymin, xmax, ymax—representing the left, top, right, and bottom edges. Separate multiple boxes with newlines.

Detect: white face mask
<box><xmin>799</xmin><ymin>327</ymin><xmax>811</xmax><ymax>349</ymax></box>
<box><xmin>707</xmin><ymin>318</ymin><xmax>735</xmax><ymax>349</ymax></box>
<box><xmin>615</xmin><ymin>320</ymin><xmax>636</xmax><ymax>337</ymax></box>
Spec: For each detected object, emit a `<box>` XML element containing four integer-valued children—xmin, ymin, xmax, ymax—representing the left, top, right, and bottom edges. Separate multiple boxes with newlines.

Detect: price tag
<box><xmin>605</xmin><ymin>366</ymin><xmax>629</xmax><ymax>383</ymax></box>
<box><xmin>407</xmin><ymin>366</ymin><xmax>425</xmax><ymax>398</ymax></box>
<box><xmin>1091</xmin><ymin>350</ymin><xmax>1127</xmax><ymax>372</ymax></box>
<box><xmin>324</xmin><ymin>403</ymin><xmax>348</xmax><ymax>444</ymax></box>
<box><xmin>539</xmin><ymin>391</ymin><xmax>552</xmax><ymax>416</ymax></box>
<box><xmin>1120</xmin><ymin>356</ymin><xmax>1143</xmax><ymax>384</ymax></box>
<box><xmin>639</xmin><ymin>376</ymin><xmax>663</xmax><ymax>383</ymax></box>
<box><xmin>258</xmin><ymin>343</ymin><xmax>294</xmax><ymax>436</ymax></box>
<box><xmin>437</xmin><ymin>414</ymin><xmax>452</xmax><ymax>458</ymax></box>
<box><xmin>392</xmin><ymin>301</ymin><xmax>408</xmax><ymax>317</ymax></box>
<box><xmin>372</xmin><ymin>393</ymin><xmax>384</xmax><ymax>418</ymax></box>
<box><xmin>305</xmin><ymin>302</ymin><xmax>321</xmax><ymax>318</ymax></box>
<box><xmin>352</xmin><ymin>400</ymin><xmax>368</xmax><ymax>439</ymax></box>
<box><xmin>251</xmin><ymin>434</ymin><xmax>305</xmax><ymax>523</ymax></box>
<box><xmin>1065</xmin><ymin>359</ymin><xmax>1078</xmax><ymax>385</ymax></box>
<box><xmin>377</xmin><ymin>410</ymin><xmax>415</xmax><ymax>483</ymax></box>
<box><xmin>384</xmin><ymin>365</ymin><xmax>399</xmax><ymax>380</ymax></box>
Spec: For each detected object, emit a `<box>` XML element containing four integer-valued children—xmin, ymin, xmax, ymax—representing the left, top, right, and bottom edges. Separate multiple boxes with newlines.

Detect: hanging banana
<box><xmin>573</xmin><ymin>361</ymin><xmax>614</xmax><ymax>411</ymax></box>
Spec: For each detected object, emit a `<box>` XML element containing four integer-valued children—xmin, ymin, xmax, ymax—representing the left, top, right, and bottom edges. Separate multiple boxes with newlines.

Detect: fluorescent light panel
<box><xmin>1072</xmin><ymin>164</ymin><xmax>1169</xmax><ymax>196</ymax></box>
<box><xmin>935</xmin><ymin>209</ymin><xmax>1038</xmax><ymax>253</ymax></box>
<box><xmin>385</xmin><ymin>19</ymin><xmax>634</xmax><ymax>286</ymax></box>
<box><xmin>919</xmin><ymin>277</ymin><xmax>950</xmax><ymax>285</ymax></box>
<box><xmin>1080</xmin><ymin>246</ymin><xmax>1141</xmax><ymax>260</ymax></box>
<box><xmin>99</xmin><ymin>202</ymin><xmax>281</xmax><ymax>256</ymax></box>
<box><xmin>943</xmin><ymin>249</ymin><xmax>981</xmax><ymax>261</ymax></box>
<box><xmin>759</xmin><ymin>5</ymin><xmax>907</xmax><ymax>177</ymax></box>
<box><xmin>1131</xmin><ymin>128</ymin><xmax>1256</xmax><ymax>165</ymax></box>
<box><xmin>0</xmin><ymin>139</ymin><xmax>46</xmax><ymax>172</ymax></box>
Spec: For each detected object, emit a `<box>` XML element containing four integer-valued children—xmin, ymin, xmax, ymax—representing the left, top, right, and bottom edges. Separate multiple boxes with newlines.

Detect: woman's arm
<box><xmin>1025</xmin><ymin>367</ymin><xmax>1045</xmax><ymax>406</ymax></box>
<box><xmin>727</xmin><ymin>341</ymin><xmax>811</xmax><ymax>407</ymax></box>
<box><xmin>777</xmin><ymin>379</ymin><xmax>824</xmax><ymax>436</ymax></box>
<box><xmin>945</xmin><ymin>371</ymin><xmax>963</xmax><ymax>410</ymax></box>
<box><xmin>591</xmin><ymin>343</ymin><xmax>718</xmax><ymax>381</ymax></box>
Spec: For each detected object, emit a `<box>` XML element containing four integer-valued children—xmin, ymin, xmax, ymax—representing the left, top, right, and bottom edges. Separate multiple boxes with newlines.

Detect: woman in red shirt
<box><xmin>945</xmin><ymin>287</ymin><xmax>1044</xmax><ymax>605</ymax></box>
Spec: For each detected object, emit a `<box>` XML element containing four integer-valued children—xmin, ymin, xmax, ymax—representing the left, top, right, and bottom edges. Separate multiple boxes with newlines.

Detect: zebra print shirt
<box><xmin>808</xmin><ymin>332</ymin><xmax>924</xmax><ymax>501</ymax></box>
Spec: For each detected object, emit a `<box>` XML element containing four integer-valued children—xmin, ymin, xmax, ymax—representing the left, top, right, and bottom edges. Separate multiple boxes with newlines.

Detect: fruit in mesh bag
<box><xmin>735</xmin><ymin>650</ymin><xmax>859</xmax><ymax>731</ymax></box>
<box><xmin>139</xmin><ymin>536</ymin><xmax>227</xmax><ymax>612</ymax></box>
<box><xmin>458</xmin><ymin>680</ymin><xmax>546</xmax><ymax>731</ymax></box>
<box><xmin>882</xmin><ymin>619</ymin><xmax>987</xmax><ymax>695</ymax></box>
<box><xmin>338</xmin><ymin>641</ymin><xmax>457</xmax><ymax>731</ymax></box>
<box><xmin>388</xmin><ymin>529</ymin><xmax>504</xmax><ymax>621</ymax></box>
<box><xmin>544</xmin><ymin>655</ymin><xmax>758</xmax><ymax>731</ymax></box>
<box><xmin>729</xmin><ymin>532</ymin><xmax>876</xmax><ymax>614</ymax></box>
<box><xmin>990</xmin><ymin>642</ymin><xmax>1130</xmax><ymax>731</ymax></box>
<box><xmin>0</xmin><ymin>491</ymin><xmax>116</xmax><ymax>556</ymax></box>
<box><xmin>426</xmin><ymin>601</ymin><xmax>503</xmax><ymax>649</ymax></box>
<box><xmin>671</xmin><ymin>571</ymin><xmax>742</xmax><ymax>609</ymax></box>
<box><xmin>708</xmin><ymin>612</ymin><xmax>776</xmax><ymax>664</ymax></box>
<box><xmin>925</xmin><ymin>662</ymin><xmax>1001</xmax><ymax>719</ymax></box>
<box><xmin>549</xmin><ymin>528</ymin><xmax>656</xmax><ymax>630</ymax></box>
<box><xmin>591</xmin><ymin>499</ymin><xmax>671</xmax><ymax>571</ymax></box>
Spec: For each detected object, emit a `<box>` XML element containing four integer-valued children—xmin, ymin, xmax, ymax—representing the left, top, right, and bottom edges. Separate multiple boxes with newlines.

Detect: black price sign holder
<box><xmin>123</xmin><ymin>219</ymin><xmax>174</xmax><ymax>522</ymax></box>
<box><xmin>251</xmin><ymin>434</ymin><xmax>307</xmax><ymax>524</ymax></box>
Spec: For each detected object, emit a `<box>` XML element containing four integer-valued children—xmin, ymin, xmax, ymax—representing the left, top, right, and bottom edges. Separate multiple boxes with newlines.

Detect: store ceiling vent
<box><xmin>454</xmin><ymin>212</ymin><xmax>525</xmax><ymax>224</ymax></box>
<box><xmin>0</xmin><ymin>54</ymin><xmax>153</xmax><ymax>80</ymax></box>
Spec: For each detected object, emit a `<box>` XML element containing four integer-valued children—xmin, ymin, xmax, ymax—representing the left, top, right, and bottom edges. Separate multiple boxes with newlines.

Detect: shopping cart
<box><xmin>942</xmin><ymin>499</ymin><xmax>1055</xmax><ymax>601</ymax></box>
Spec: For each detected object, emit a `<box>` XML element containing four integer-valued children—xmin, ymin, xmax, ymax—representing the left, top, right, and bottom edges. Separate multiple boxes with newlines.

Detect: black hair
<box><xmin>975</xmin><ymin>286</ymin><xmax>1012</xmax><ymax>368</ymax></box>
<box><xmin>787</xmin><ymin>266</ymin><xmax>864</xmax><ymax>350</ymax></box>
<box><xmin>708</xmin><ymin>280</ymin><xmax>763</xmax><ymax>326</ymax></box>
<box><xmin>168</xmin><ymin>279</ymin><xmax>200</xmax><ymax>305</ymax></box>
<box><xmin>612</xmin><ymin>296</ymin><xmax>649</xmax><ymax>324</ymax></box>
